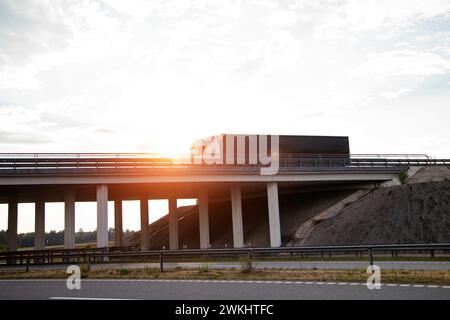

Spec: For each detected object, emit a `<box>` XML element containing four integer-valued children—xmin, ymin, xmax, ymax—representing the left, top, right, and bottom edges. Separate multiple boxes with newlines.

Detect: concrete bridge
<box><xmin>0</xmin><ymin>152</ymin><xmax>447</xmax><ymax>252</ymax></box>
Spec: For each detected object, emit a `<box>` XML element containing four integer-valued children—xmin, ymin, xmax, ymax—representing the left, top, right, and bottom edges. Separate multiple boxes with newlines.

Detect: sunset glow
<box><xmin>1</xmin><ymin>0</ymin><xmax>450</xmax><ymax>234</ymax></box>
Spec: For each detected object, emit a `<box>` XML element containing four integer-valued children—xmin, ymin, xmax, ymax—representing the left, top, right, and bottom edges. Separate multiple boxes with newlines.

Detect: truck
<box><xmin>191</xmin><ymin>134</ymin><xmax>350</xmax><ymax>165</ymax></box>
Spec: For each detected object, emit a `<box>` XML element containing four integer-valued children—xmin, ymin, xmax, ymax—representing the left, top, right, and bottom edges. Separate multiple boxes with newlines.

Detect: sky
<box><xmin>1</xmin><ymin>0</ymin><xmax>450</xmax><ymax>234</ymax></box>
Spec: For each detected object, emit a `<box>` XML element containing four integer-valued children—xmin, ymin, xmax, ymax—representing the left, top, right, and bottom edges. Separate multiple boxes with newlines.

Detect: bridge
<box><xmin>0</xmin><ymin>151</ymin><xmax>448</xmax><ymax>254</ymax></box>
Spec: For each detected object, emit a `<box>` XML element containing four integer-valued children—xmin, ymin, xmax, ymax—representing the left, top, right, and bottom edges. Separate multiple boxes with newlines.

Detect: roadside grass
<box><xmin>1</xmin><ymin>268</ymin><xmax>449</xmax><ymax>285</ymax></box>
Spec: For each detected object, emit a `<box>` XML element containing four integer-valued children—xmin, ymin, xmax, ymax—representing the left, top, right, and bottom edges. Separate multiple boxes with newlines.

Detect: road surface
<box><xmin>0</xmin><ymin>279</ymin><xmax>449</xmax><ymax>300</ymax></box>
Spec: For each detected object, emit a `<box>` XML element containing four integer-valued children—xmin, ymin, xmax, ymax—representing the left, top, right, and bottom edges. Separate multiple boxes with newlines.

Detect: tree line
<box><xmin>0</xmin><ymin>229</ymin><xmax>136</xmax><ymax>250</ymax></box>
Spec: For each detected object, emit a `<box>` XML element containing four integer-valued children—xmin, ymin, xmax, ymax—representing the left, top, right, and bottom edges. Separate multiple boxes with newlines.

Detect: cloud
<box><xmin>2</xmin><ymin>0</ymin><xmax>450</xmax><ymax>234</ymax></box>
<box><xmin>265</xmin><ymin>9</ymin><xmax>297</xmax><ymax>26</ymax></box>
<box><xmin>0</xmin><ymin>0</ymin><xmax>448</xmax><ymax>157</ymax></box>
<box><xmin>0</xmin><ymin>129</ymin><xmax>52</xmax><ymax>144</ymax></box>
<box><xmin>352</xmin><ymin>50</ymin><xmax>450</xmax><ymax>78</ymax></box>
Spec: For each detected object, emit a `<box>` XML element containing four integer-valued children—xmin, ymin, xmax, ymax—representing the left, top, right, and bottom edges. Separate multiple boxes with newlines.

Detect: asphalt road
<box><xmin>0</xmin><ymin>279</ymin><xmax>449</xmax><ymax>300</ymax></box>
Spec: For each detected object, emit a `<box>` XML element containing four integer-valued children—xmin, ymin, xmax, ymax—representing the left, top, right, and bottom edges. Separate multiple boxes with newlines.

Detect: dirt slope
<box><xmin>300</xmin><ymin>181</ymin><xmax>450</xmax><ymax>245</ymax></box>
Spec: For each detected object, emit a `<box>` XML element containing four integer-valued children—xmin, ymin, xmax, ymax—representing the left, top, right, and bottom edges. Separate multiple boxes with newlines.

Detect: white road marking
<box><xmin>49</xmin><ymin>297</ymin><xmax>137</xmax><ymax>300</ymax></box>
<box><xmin>0</xmin><ymin>279</ymin><xmax>448</xmax><ymax>289</ymax></box>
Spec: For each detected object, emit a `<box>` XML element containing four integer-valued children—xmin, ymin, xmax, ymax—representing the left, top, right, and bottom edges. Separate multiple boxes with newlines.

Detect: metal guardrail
<box><xmin>0</xmin><ymin>153</ymin><xmax>447</xmax><ymax>174</ymax></box>
<box><xmin>0</xmin><ymin>152</ymin><xmax>432</xmax><ymax>159</ymax></box>
<box><xmin>1</xmin><ymin>243</ymin><xmax>449</xmax><ymax>272</ymax></box>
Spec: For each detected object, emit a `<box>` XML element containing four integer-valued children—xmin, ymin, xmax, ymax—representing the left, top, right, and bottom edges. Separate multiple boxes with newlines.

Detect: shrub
<box><xmin>399</xmin><ymin>171</ymin><xmax>408</xmax><ymax>184</ymax></box>
<box><xmin>239</xmin><ymin>256</ymin><xmax>252</xmax><ymax>274</ymax></box>
<box><xmin>198</xmin><ymin>263</ymin><xmax>209</xmax><ymax>274</ymax></box>
<box><xmin>118</xmin><ymin>268</ymin><xmax>130</xmax><ymax>276</ymax></box>
<box><xmin>79</xmin><ymin>263</ymin><xmax>90</xmax><ymax>274</ymax></box>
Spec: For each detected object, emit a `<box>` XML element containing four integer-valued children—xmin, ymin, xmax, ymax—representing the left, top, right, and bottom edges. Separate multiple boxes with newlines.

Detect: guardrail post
<box><xmin>368</xmin><ymin>248</ymin><xmax>374</xmax><ymax>266</ymax></box>
<box><xmin>248</xmin><ymin>250</ymin><xmax>253</xmax><ymax>272</ymax></box>
<box><xmin>430</xmin><ymin>249</ymin><xmax>435</xmax><ymax>258</ymax></box>
<box><xmin>160</xmin><ymin>252</ymin><xmax>164</xmax><ymax>273</ymax></box>
<box><xmin>25</xmin><ymin>257</ymin><xmax>30</xmax><ymax>272</ymax></box>
<box><xmin>6</xmin><ymin>252</ymin><xmax>14</xmax><ymax>266</ymax></box>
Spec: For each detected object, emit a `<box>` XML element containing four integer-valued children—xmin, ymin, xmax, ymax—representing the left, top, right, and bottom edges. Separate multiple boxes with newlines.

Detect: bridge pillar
<box><xmin>267</xmin><ymin>182</ymin><xmax>281</xmax><ymax>247</ymax></box>
<box><xmin>114</xmin><ymin>200</ymin><xmax>123</xmax><ymax>247</ymax></box>
<box><xmin>198</xmin><ymin>189</ymin><xmax>209</xmax><ymax>249</ymax></box>
<box><xmin>96</xmin><ymin>184</ymin><xmax>108</xmax><ymax>248</ymax></box>
<box><xmin>231</xmin><ymin>185</ymin><xmax>244</xmax><ymax>248</ymax></box>
<box><xmin>168</xmin><ymin>196</ymin><xmax>179</xmax><ymax>250</ymax></box>
<box><xmin>7</xmin><ymin>197</ymin><xmax>18</xmax><ymax>252</ymax></box>
<box><xmin>140</xmin><ymin>198</ymin><xmax>149</xmax><ymax>251</ymax></box>
<box><xmin>64</xmin><ymin>189</ymin><xmax>76</xmax><ymax>249</ymax></box>
<box><xmin>34</xmin><ymin>195</ymin><xmax>45</xmax><ymax>250</ymax></box>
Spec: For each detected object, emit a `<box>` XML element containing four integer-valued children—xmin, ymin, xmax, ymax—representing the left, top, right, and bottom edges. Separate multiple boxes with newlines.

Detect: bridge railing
<box><xmin>0</xmin><ymin>153</ymin><xmax>447</xmax><ymax>173</ymax></box>
<box><xmin>0</xmin><ymin>152</ymin><xmax>434</xmax><ymax>160</ymax></box>
<box><xmin>1</xmin><ymin>243</ymin><xmax>449</xmax><ymax>271</ymax></box>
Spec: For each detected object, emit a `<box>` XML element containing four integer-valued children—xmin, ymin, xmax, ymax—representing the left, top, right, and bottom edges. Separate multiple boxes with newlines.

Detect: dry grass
<box><xmin>0</xmin><ymin>267</ymin><xmax>449</xmax><ymax>285</ymax></box>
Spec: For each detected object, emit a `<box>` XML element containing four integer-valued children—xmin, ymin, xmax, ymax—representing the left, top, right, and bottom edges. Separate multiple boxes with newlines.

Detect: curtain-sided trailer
<box><xmin>191</xmin><ymin>134</ymin><xmax>350</xmax><ymax>167</ymax></box>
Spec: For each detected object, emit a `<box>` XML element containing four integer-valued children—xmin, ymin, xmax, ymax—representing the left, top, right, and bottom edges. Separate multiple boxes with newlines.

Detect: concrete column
<box><xmin>34</xmin><ymin>196</ymin><xmax>45</xmax><ymax>250</ymax></box>
<box><xmin>198</xmin><ymin>189</ymin><xmax>209</xmax><ymax>249</ymax></box>
<box><xmin>7</xmin><ymin>197</ymin><xmax>18</xmax><ymax>252</ymax></box>
<box><xmin>140</xmin><ymin>198</ymin><xmax>149</xmax><ymax>251</ymax></box>
<box><xmin>231</xmin><ymin>185</ymin><xmax>244</xmax><ymax>248</ymax></box>
<box><xmin>168</xmin><ymin>196</ymin><xmax>178</xmax><ymax>250</ymax></box>
<box><xmin>96</xmin><ymin>185</ymin><xmax>108</xmax><ymax>248</ymax></box>
<box><xmin>267</xmin><ymin>182</ymin><xmax>281</xmax><ymax>247</ymax></box>
<box><xmin>64</xmin><ymin>189</ymin><xmax>76</xmax><ymax>249</ymax></box>
<box><xmin>114</xmin><ymin>200</ymin><xmax>123</xmax><ymax>247</ymax></box>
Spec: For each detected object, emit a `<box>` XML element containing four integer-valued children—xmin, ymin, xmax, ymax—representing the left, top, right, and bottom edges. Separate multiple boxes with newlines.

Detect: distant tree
<box><xmin>0</xmin><ymin>228</ymin><xmax>138</xmax><ymax>248</ymax></box>
<box><xmin>45</xmin><ymin>230</ymin><xmax>64</xmax><ymax>246</ymax></box>
<box><xmin>0</xmin><ymin>230</ymin><xmax>6</xmax><ymax>246</ymax></box>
